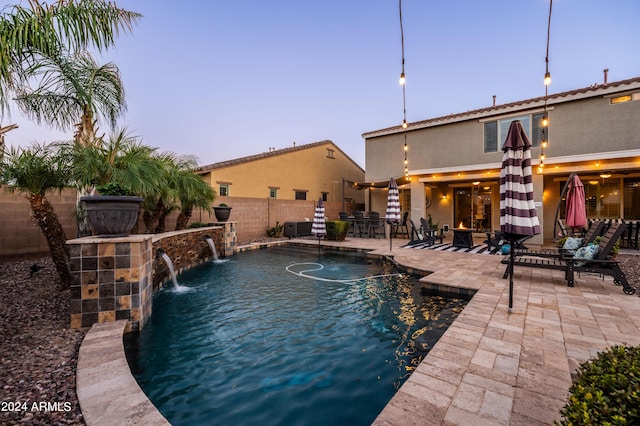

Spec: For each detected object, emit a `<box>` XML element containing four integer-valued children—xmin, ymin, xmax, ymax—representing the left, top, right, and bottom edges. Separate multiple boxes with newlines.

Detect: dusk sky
<box><xmin>3</xmin><ymin>0</ymin><xmax>640</xmax><ymax>168</ymax></box>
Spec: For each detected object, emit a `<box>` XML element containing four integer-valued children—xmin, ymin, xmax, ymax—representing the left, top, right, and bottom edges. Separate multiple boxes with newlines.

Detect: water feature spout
<box><xmin>157</xmin><ymin>249</ymin><xmax>185</xmax><ymax>290</ymax></box>
<box><xmin>203</xmin><ymin>235</ymin><xmax>219</xmax><ymax>261</ymax></box>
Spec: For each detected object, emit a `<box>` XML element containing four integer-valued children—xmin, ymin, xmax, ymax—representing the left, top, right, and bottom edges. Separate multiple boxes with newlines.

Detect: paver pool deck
<box><xmin>77</xmin><ymin>236</ymin><xmax>640</xmax><ymax>425</ymax></box>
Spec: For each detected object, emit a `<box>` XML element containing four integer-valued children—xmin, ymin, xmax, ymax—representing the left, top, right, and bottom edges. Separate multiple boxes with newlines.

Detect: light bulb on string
<box><xmin>399</xmin><ymin>72</ymin><xmax>405</xmax><ymax>85</ymax></box>
<box><xmin>544</xmin><ymin>71</ymin><xmax>551</xmax><ymax>86</ymax></box>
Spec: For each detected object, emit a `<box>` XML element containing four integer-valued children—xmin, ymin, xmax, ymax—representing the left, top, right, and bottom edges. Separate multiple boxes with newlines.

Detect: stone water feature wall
<box><xmin>67</xmin><ymin>223</ymin><xmax>234</xmax><ymax>332</ymax></box>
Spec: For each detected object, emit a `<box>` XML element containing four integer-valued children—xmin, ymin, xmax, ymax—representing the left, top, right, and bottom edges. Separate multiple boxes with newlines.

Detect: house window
<box><xmin>321</xmin><ymin>192</ymin><xmax>328</xmax><ymax>202</ymax></box>
<box><xmin>219</xmin><ymin>184</ymin><xmax>229</xmax><ymax>197</ymax></box>
<box><xmin>269</xmin><ymin>187</ymin><xmax>278</xmax><ymax>199</ymax></box>
<box><xmin>327</xmin><ymin>148</ymin><xmax>335</xmax><ymax>159</ymax></box>
<box><xmin>484</xmin><ymin>113</ymin><xmax>544</xmax><ymax>153</ymax></box>
<box><xmin>294</xmin><ymin>190</ymin><xmax>307</xmax><ymax>200</ymax></box>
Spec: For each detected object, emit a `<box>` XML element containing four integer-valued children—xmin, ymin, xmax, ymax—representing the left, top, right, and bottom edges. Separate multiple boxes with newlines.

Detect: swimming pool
<box><xmin>126</xmin><ymin>246</ymin><xmax>469</xmax><ymax>425</ymax></box>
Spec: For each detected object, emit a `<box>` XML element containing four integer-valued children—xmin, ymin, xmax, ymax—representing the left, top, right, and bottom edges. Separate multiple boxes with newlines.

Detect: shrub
<box><xmin>267</xmin><ymin>221</ymin><xmax>283</xmax><ymax>238</ymax></box>
<box><xmin>594</xmin><ymin>235</ymin><xmax>620</xmax><ymax>257</ymax></box>
<box><xmin>326</xmin><ymin>220</ymin><xmax>349</xmax><ymax>240</ymax></box>
<box><xmin>95</xmin><ymin>182</ymin><xmax>133</xmax><ymax>196</ymax></box>
<box><xmin>557</xmin><ymin>345</ymin><xmax>640</xmax><ymax>425</ymax></box>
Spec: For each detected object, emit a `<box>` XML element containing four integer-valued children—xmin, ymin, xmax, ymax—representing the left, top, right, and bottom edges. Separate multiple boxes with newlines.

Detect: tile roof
<box><xmin>195</xmin><ymin>140</ymin><xmax>364</xmax><ymax>173</ymax></box>
<box><xmin>363</xmin><ymin>76</ymin><xmax>640</xmax><ymax>138</ymax></box>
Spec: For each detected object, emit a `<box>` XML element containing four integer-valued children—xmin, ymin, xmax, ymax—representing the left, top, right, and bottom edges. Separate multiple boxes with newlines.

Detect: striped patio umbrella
<box><xmin>565</xmin><ymin>174</ymin><xmax>587</xmax><ymax>232</ymax></box>
<box><xmin>311</xmin><ymin>197</ymin><xmax>326</xmax><ymax>249</ymax></box>
<box><xmin>385</xmin><ymin>178</ymin><xmax>401</xmax><ymax>251</ymax></box>
<box><xmin>500</xmin><ymin>120</ymin><xmax>541</xmax><ymax>310</ymax></box>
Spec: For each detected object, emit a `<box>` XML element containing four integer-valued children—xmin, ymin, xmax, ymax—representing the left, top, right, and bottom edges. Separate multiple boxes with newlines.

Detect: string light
<box><xmin>539</xmin><ymin>0</ymin><xmax>553</xmax><ymax>172</ymax></box>
<box><xmin>399</xmin><ymin>0</ymin><xmax>409</xmax><ymax>180</ymax></box>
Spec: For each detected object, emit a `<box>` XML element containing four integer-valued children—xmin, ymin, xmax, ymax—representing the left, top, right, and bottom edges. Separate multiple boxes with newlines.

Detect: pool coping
<box><xmin>76</xmin><ymin>237</ymin><xmax>640</xmax><ymax>425</ymax></box>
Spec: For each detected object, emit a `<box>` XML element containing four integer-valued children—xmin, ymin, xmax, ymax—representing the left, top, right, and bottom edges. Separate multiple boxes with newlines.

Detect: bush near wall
<box><xmin>557</xmin><ymin>345</ymin><xmax>640</xmax><ymax>425</ymax></box>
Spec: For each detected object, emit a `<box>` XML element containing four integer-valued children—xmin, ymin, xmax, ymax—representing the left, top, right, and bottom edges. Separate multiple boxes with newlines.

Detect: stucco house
<box><xmin>195</xmin><ymin>140</ymin><xmax>365</xmax><ymax>205</ymax></box>
<box><xmin>363</xmin><ymin>75</ymin><xmax>640</xmax><ymax>246</ymax></box>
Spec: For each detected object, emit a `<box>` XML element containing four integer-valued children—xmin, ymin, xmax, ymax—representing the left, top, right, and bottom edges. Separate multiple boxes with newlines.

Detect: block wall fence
<box><xmin>0</xmin><ymin>188</ymin><xmax>362</xmax><ymax>259</ymax></box>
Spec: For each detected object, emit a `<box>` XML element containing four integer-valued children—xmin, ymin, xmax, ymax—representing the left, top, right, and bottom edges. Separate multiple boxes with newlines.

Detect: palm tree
<box><xmin>67</xmin><ymin>128</ymin><xmax>165</xmax><ymax>194</ymax></box>
<box><xmin>0</xmin><ymin>143</ymin><xmax>72</xmax><ymax>287</ymax></box>
<box><xmin>14</xmin><ymin>51</ymin><xmax>126</xmax><ymax>147</ymax></box>
<box><xmin>173</xmin><ymin>160</ymin><xmax>216</xmax><ymax>230</ymax></box>
<box><xmin>0</xmin><ymin>0</ymin><xmax>141</xmax><ymax>111</ymax></box>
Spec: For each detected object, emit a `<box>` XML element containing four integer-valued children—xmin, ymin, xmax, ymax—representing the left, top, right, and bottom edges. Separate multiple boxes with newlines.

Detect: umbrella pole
<box><xmin>508</xmin><ymin>237</ymin><xmax>514</xmax><ymax>312</ymax></box>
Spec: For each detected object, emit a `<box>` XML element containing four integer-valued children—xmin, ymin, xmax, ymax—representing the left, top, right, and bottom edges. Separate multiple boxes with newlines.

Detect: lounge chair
<box><xmin>512</xmin><ymin>221</ymin><xmax>605</xmax><ymax>259</ymax></box>
<box><xmin>501</xmin><ymin>222</ymin><xmax>635</xmax><ymax>295</ymax></box>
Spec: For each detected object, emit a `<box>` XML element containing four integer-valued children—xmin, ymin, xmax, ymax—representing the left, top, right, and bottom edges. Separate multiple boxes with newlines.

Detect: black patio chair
<box><xmin>367</xmin><ymin>211</ymin><xmax>385</xmax><ymax>239</ymax></box>
<box><xmin>391</xmin><ymin>211</ymin><xmax>409</xmax><ymax>239</ymax></box>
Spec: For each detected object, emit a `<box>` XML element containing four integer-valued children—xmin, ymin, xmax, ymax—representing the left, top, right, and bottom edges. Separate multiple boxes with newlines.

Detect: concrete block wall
<box><xmin>0</xmin><ymin>187</ymin><xmax>77</xmax><ymax>259</ymax></box>
<box><xmin>1</xmin><ymin>190</ymin><xmax>362</xmax><ymax>259</ymax></box>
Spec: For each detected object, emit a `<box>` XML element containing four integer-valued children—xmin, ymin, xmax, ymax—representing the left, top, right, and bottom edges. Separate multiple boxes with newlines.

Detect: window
<box><xmin>294</xmin><ymin>190</ymin><xmax>307</xmax><ymax>200</ymax></box>
<box><xmin>326</xmin><ymin>148</ymin><xmax>335</xmax><ymax>159</ymax></box>
<box><xmin>269</xmin><ymin>188</ymin><xmax>278</xmax><ymax>199</ymax></box>
<box><xmin>623</xmin><ymin>178</ymin><xmax>640</xmax><ymax>220</ymax></box>
<box><xmin>219</xmin><ymin>184</ymin><xmax>229</xmax><ymax>197</ymax></box>
<box><xmin>610</xmin><ymin>92</ymin><xmax>639</xmax><ymax>104</ymax></box>
<box><xmin>321</xmin><ymin>192</ymin><xmax>328</xmax><ymax>202</ymax></box>
<box><xmin>484</xmin><ymin>113</ymin><xmax>544</xmax><ymax>153</ymax></box>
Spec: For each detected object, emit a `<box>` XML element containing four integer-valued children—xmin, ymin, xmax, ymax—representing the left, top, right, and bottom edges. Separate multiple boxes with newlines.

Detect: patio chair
<box><xmin>501</xmin><ymin>222</ymin><xmax>635</xmax><ymax>295</ymax></box>
<box><xmin>352</xmin><ymin>211</ymin><xmax>368</xmax><ymax>237</ymax></box>
<box><xmin>391</xmin><ymin>211</ymin><xmax>409</xmax><ymax>239</ymax></box>
<box><xmin>405</xmin><ymin>219</ymin><xmax>434</xmax><ymax>247</ymax></box>
<box><xmin>339</xmin><ymin>211</ymin><xmax>354</xmax><ymax>236</ymax></box>
<box><xmin>420</xmin><ymin>217</ymin><xmax>444</xmax><ymax>244</ymax></box>
<box><xmin>367</xmin><ymin>211</ymin><xmax>386</xmax><ymax>239</ymax></box>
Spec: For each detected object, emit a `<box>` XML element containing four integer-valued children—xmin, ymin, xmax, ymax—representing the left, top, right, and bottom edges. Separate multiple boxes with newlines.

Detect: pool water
<box><xmin>126</xmin><ymin>246</ymin><xmax>469</xmax><ymax>426</ymax></box>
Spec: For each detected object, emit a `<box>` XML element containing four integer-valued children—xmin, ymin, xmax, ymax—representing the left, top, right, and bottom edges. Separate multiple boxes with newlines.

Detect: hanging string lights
<box><xmin>539</xmin><ymin>0</ymin><xmax>553</xmax><ymax>173</ymax></box>
<box><xmin>399</xmin><ymin>0</ymin><xmax>409</xmax><ymax>179</ymax></box>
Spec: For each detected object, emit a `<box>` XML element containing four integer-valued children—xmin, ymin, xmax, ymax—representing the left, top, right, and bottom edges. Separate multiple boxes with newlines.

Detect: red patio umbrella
<box><xmin>565</xmin><ymin>174</ymin><xmax>587</xmax><ymax>232</ymax></box>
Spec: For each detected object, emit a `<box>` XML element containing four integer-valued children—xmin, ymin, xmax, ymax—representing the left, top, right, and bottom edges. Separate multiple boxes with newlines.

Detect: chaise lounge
<box><xmin>501</xmin><ymin>222</ymin><xmax>635</xmax><ymax>295</ymax></box>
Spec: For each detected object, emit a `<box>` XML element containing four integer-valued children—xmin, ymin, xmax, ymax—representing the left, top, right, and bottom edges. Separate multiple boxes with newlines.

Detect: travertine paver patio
<box><xmin>76</xmin><ymin>236</ymin><xmax>640</xmax><ymax>425</ymax></box>
<box><xmin>300</xmin><ymin>237</ymin><xmax>640</xmax><ymax>425</ymax></box>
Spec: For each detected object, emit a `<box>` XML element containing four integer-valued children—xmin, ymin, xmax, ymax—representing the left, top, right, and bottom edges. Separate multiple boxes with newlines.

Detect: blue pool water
<box><xmin>126</xmin><ymin>246</ymin><xmax>469</xmax><ymax>425</ymax></box>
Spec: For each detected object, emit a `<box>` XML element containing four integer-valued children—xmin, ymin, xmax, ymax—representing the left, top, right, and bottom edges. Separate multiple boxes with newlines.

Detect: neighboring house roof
<box><xmin>195</xmin><ymin>140</ymin><xmax>364</xmax><ymax>173</ymax></box>
<box><xmin>363</xmin><ymin>76</ymin><xmax>640</xmax><ymax>139</ymax></box>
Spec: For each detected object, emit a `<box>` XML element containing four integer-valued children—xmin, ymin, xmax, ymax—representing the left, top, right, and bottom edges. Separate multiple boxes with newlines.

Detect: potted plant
<box><xmin>213</xmin><ymin>203</ymin><xmax>232</xmax><ymax>222</ymax></box>
<box><xmin>80</xmin><ymin>183</ymin><xmax>143</xmax><ymax>237</ymax></box>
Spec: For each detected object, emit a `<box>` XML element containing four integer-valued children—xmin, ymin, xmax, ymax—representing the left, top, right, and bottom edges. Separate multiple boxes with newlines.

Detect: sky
<box><xmin>2</xmin><ymin>0</ymin><xmax>640</xmax><ymax>169</ymax></box>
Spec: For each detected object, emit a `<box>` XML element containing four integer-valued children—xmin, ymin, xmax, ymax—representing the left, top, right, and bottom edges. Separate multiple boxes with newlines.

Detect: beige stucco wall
<box><xmin>364</xmin><ymin>80</ymin><xmax>640</xmax><ymax>244</ymax></box>
<box><xmin>200</xmin><ymin>142</ymin><xmax>365</xmax><ymax>203</ymax></box>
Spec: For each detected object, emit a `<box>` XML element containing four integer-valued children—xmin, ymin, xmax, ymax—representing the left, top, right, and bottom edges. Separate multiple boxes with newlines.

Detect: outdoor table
<box><xmin>452</xmin><ymin>228</ymin><xmax>474</xmax><ymax>249</ymax></box>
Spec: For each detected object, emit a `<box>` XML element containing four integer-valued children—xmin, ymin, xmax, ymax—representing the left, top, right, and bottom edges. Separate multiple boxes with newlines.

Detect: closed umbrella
<box><xmin>500</xmin><ymin>120</ymin><xmax>541</xmax><ymax>311</ymax></box>
<box><xmin>385</xmin><ymin>178</ymin><xmax>401</xmax><ymax>251</ymax></box>
<box><xmin>565</xmin><ymin>174</ymin><xmax>587</xmax><ymax>233</ymax></box>
<box><xmin>311</xmin><ymin>197</ymin><xmax>326</xmax><ymax>250</ymax></box>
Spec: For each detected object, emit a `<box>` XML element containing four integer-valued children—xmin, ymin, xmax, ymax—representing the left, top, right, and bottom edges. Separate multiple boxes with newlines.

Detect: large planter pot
<box><xmin>80</xmin><ymin>195</ymin><xmax>143</xmax><ymax>237</ymax></box>
<box><xmin>213</xmin><ymin>206</ymin><xmax>232</xmax><ymax>222</ymax></box>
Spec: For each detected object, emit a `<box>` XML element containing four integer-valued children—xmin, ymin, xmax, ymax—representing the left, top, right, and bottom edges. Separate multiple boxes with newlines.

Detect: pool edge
<box><xmin>76</xmin><ymin>320</ymin><xmax>170</xmax><ymax>426</ymax></box>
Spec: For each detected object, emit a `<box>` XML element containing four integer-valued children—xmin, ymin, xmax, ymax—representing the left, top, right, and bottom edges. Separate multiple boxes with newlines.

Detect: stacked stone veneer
<box><xmin>68</xmin><ymin>223</ymin><xmax>235</xmax><ymax>332</ymax></box>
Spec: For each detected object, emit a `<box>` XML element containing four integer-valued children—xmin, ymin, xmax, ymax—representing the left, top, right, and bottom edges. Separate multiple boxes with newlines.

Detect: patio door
<box><xmin>453</xmin><ymin>185</ymin><xmax>492</xmax><ymax>230</ymax></box>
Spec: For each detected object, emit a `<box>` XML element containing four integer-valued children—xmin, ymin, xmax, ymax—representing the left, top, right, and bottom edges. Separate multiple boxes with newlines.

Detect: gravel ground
<box><xmin>0</xmin><ymin>252</ymin><xmax>637</xmax><ymax>426</ymax></box>
<box><xmin>0</xmin><ymin>257</ymin><xmax>86</xmax><ymax>425</ymax></box>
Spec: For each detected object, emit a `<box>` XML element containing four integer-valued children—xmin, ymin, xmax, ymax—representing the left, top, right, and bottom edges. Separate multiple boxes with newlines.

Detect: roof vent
<box><xmin>603</xmin><ymin>68</ymin><xmax>609</xmax><ymax>85</ymax></box>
